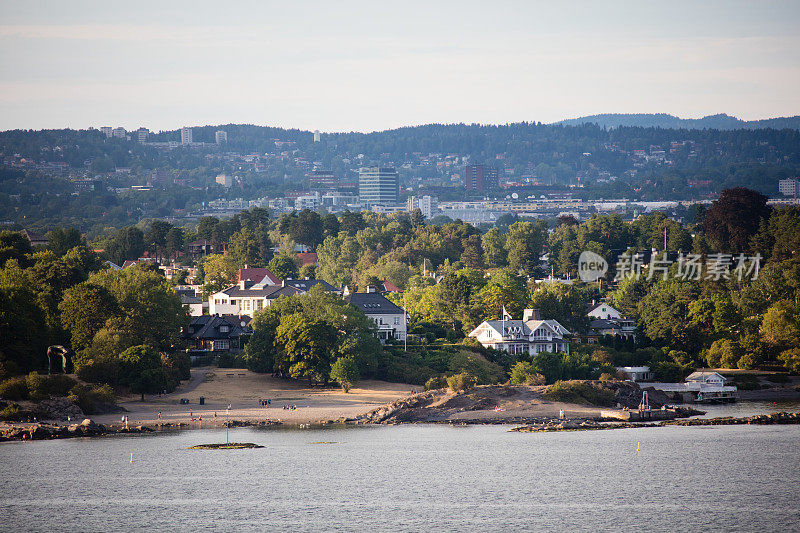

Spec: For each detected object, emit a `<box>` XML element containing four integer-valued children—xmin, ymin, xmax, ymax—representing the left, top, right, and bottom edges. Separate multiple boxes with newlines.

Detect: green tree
<box><xmin>509</xmin><ymin>361</ymin><xmax>535</xmax><ymax>384</ymax></box>
<box><xmin>274</xmin><ymin>312</ymin><xmax>336</xmax><ymax>383</ymax></box>
<box><xmin>229</xmin><ymin>227</ymin><xmax>264</xmax><ymax>268</ymax></box>
<box><xmin>702</xmin><ymin>187</ymin><xmax>770</xmax><ymax>253</ymax></box>
<box><xmin>330</xmin><ymin>357</ymin><xmax>360</xmax><ymax>392</ymax></box>
<box><xmin>46</xmin><ymin>227</ymin><xmax>84</xmax><ymax>257</ymax></box>
<box><xmin>0</xmin><ymin>230</ymin><xmax>32</xmax><ymax>268</ymax></box>
<box><xmin>482</xmin><ymin>228</ymin><xmax>507</xmax><ymax>268</ymax></box>
<box><xmin>200</xmin><ymin>253</ymin><xmax>236</xmax><ymax>298</ymax></box>
<box><xmin>506</xmin><ymin>220</ymin><xmax>547</xmax><ymax>275</ymax></box>
<box><xmin>268</xmin><ymin>254</ymin><xmax>299</xmax><ymax>280</ymax></box>
<box><xmin>59</xmin><ymin>282</ymin><xmax>120</xmax><ymax>354</ymax></box>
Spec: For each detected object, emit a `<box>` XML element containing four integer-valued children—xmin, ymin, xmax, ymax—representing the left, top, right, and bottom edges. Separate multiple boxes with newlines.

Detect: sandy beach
<box><xmin>92</xmin><ymin>367</ymin><xmax>418</xmax><ymax>427</ymax></box>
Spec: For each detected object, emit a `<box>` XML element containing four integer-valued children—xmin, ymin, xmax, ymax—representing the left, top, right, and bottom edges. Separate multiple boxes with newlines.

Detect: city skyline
<box><xmin>1</xmin><ymin>0</ymin><xmax>799</xmax><ymax>132</ymax></box>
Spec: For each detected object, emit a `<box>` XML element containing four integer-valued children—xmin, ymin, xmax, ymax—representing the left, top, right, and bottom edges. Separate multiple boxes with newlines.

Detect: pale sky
<box><xmin>1</xmin><ymin>0</ymin><xmax>799</xmax><ymax>132</ymax></box>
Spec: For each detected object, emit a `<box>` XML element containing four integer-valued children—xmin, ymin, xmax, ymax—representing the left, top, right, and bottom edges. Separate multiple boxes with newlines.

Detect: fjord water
<box><xmin>2</xmin><ymin>425</ymin><xmax>799</xmax><ymax>532</ymax></box>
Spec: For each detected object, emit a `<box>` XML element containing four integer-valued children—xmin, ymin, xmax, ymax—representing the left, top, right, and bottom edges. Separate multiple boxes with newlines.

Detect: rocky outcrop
<box><xmin>33</xmin><ymin>398</ymin><xmax>84</xmax><ymax>421</ymax></box>
<box><xmin>662</xmin><ymin>411</ymin><xmax>800</xmax><ymax>426</ymax></box>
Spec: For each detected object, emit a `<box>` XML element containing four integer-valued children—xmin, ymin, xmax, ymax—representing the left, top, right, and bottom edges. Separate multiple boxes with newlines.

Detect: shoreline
<box><xmin>3</xmin><ymin>410</ymin><xmax>800</xmax><ymax>442</ymax></box>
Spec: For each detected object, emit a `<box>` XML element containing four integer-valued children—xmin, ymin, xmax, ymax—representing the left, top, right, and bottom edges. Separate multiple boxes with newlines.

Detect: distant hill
<box><xmin>555</xmin><ymin>113</ymin><xmax>800</xmax><ymax>130</ymax></box>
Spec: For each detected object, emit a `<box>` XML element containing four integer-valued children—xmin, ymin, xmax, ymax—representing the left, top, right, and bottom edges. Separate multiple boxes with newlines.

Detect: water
<box><xmin>2</xmin><ymin>423</ymin><xmax>799</xmax><ymax>532</ymax></box>
<box><xmin>692</xmin><ymin>400</ymin><xmax>800</xmax><ymax>419</ymax></box>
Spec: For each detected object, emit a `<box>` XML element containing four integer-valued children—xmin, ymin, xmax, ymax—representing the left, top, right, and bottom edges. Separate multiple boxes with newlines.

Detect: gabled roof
<box><xmin>283</xmin><ymin>278</ymin><xmax>337</xmax><ymax>293</ymax></box>
<box><xmin>296</xmin><ymin>252</ymin><xmax>318</xmax><ymax>266</ymax></box>
<box><xmin>589</xmin><ymin>319</ymin><xmax>619</xmax><ymax>330</ymax></box>
<box><xmin>218</xmin><ymin>284</ymin><xmax>288</xmax><ymax>298</ymax></box>
<box><xmin>183</xmin><ymin>315</ymin><xmax>251</xmax><ymax>340</ymax></box>
<box><xmin>381</xmin><ymin>280</ymin><xmax>403</xmax><ymax>293</ymax></box>
<box><xmin>237</xmin><ymin>267</ymin><xmax>281</xmax><ymax>285</ymax></box>
<box><xmin>345</xmin><ymin>292</ymin><xmax>405</xmax><ymax>315</ymax></box>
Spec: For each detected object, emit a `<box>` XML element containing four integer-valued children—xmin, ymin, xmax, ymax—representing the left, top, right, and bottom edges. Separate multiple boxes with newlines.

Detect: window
<box><xmin>394</xmin><ymin>317</ymin><xmax>400</xmax><ymax>325</ymax></box>
<box><xmin>213</xmin><ymin>340</ymin><xmax>230</xmax><ymax>350</ymax></box>
<box><xmin>230</xmin><ymin>300</ymin><xmax>237</xmax><ymax>305</ymax></box>
<box><xmin>242</xmin><ymin>300</ymin><xmax>250</xmax><ymax>311</ymax></box>
<box><xmin>219</xmin><ymin>325</ymin><xmax>229</xmax><ymax>333</ymax></box>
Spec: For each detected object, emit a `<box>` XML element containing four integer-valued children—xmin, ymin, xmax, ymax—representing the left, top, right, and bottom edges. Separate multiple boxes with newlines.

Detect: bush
<box><xmin>448</xmin><ymin>350</ymin><xmax>506</xmax><ymax>385</ymax></box>
<box><xmin>447</xmin><ymin>372</ymin><xmax>476</xmax><ymax>392</ymax></box>
<box><xmin>509</xmin><ymin>362</ymin><xmax>534</xmax><ymax>385</ymax></box>
<box><xmin>68</xmin><ymin>383</ymin><xmax>115</xmax><ymax>415</ymax></box>
<box><xmin>76</xmin><ymin>359</ymin><xmax>120</xmax><ymax>385</ymax></box>
<box><xmin>0</xmin><ymin>376</ymin><xmax>29</xmax><ymax>401</ymax></box>
<box><xmin>598</xmin><ymin>373</ymin><xmax>618</xmax><ymax>381</ymax></box>
<box><xmin>542</xmin><ymin>380</ymin><xmax>615</xmax><ymax>407</ymax></box>
<box><xmin>217</xmin><ymin>352</ymin><xmax>247</xmax><ymax>369</ymax></box>
<box><xmin>26</xmin><ymin>373</ymin><xmax>77</xmax><ymax>400</ymax></box>
<box><xmin>161</xmin><ymin>352</ymin><xmax>191</xmax><ymax>381</ymax></box>
<box><xmin>765</xmin><ymin>373</ymin><xmax>791</xmax><ymax>384</ymax></box>
<box><xmin>424</xmin><ymin>376</ymin><xmax>447</xmax><ymax>390</ymax></box>
<box><xmin>0</xmin><ymin>404</ymin><xmax>21</xmax><ymax>421</ymax></box>
<box><xmin>330</xmin><ymin>357</ymin><xmax>360</xmax><ymax>392</ymax></box>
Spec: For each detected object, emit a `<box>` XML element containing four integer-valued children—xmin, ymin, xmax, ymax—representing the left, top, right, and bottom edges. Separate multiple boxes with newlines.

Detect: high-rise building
<box><xmin>307</xmin><ymin>170</ymin><xmax>337</xmax><ymax>189</ymax></box>
<box><xmin>778</xmin><ymin>178</ymin><xmax>799</xmax><ymax>197</ymax></box>
<box><xmin>358</xmin><ymin>167</ymin><xmax>399</xmax><ymax>206</ymax></box>
<box><xmin>112</xmin><ymin>127</ymin><xmax>127</xmax><ymax>139</ymax></box>
<box><xmin>465</xmin><ymin>164</ymin><xmax>498</xmax><ymax>191</ymax></box>
<box><xmin>100</xmin><ymin>126</ymin><xmax>113</xmax><ymax>138</ymax></box>
<box><xmin>215</xmin><ymin>130</ymin><xmax>227</xmax><ymax>144</ymax></box>
<box><xmin>407</xmin><ymin>195</ymin><xmax>438</xmax><ymax>219</ymax></box>
<box><xmin>313</xmin><ymin>130</ymin><xmax>321</xmax><ymax>142</ymax></box>
<box><xmin>136</xmin><ymin>127</ymin><xmax>149</xmax><ymax>143</ymax></box>
<box><xmin>181</xmin><ymin>127</ymin><xmax>193</xmax><ymax>145</ymax></box>
<box><xmin>215</xmin><ymin>174</ymin><xmax>232</xmax><ymax>188</ymax></box>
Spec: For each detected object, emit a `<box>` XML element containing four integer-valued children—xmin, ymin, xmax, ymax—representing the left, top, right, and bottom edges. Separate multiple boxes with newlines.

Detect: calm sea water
<box><xmin>2</xmin><ymin>420</ymin><xmax>799</xmax><ymax>532</ymax></box>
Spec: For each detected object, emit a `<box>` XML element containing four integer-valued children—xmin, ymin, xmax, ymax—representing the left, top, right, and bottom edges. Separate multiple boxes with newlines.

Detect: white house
<box><xmin>468</xmin><ymin>309</ymin><xmax>570</xmax><ymax>356</ymax></box>
<box><xmin>617</xmin><ymin>366</ymin><xmax>653</xmax><ymax>382</ymax></box>
<box><xmin>587</xmin><ymin>302</ymin><xmax>622</xmax><ymax>320</ymax></box>
<box><xmin>209</xmin><ymin>277</ymin><xmax>337</xmax><ymax>317</ymax></box>
<box><xmin>345</xmin><ymin>289</ymin><xmax>407</xmax><ymax>342</ymax></box>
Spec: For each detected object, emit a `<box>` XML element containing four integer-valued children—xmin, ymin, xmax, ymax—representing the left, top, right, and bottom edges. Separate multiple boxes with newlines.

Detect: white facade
<box><xmin>407</xmin><ymin>195</ymin><xmax>439</xmax><ymax>219</ymax></box>
<box><xmin>617</xmin><ymin>366</ymin><xmax>653</xmax><ymax>382</ymax></box>
<box><xmin>136</xmin><ymin>127</ymin><xmax>149</xmax><ymax>143</ymax></box>
<box><xmin>588</xmin><ymin>303</ymin><xmax>622</xmax><ymax>320</ymax></box>
<box><xmin>215</xmin><ymin>130</ymin><xmax>228</xmax><ymax>144</ymax></box>
<box><xmin>100</xmin><ymin>126</ymin><xmax>113</xmax><ymax>138</ymax></box>
<box><xmin>295</xmin><ymin>192</ymin><xmax>321</xmax><ymax>211</ymax></box>
<box><xmin>468</xmin><ymin>311</ymin><xmax>570</xmax><ymax>356</ymax></box>
<box><xmin>313</xmin><ymin>130</ymin><xmax>321</xmax><ymax>142</ymax></box>
<box><xmin>112</xmin><ymin>127</ymin><xmax>127</xmax><ymax>139</ymax></box>
<box><xmin>181</xmin><ymin>127</ymin><xmax>193</xmax><ymax>145</ymax></box>
<box><xmin>778</xmin><ymin>178</ymin><xmax>799</xmax><ymax>197</ymax></box>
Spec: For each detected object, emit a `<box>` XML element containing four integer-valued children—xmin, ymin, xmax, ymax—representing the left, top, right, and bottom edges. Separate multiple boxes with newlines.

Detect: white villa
<box><xmin>468</xmin><ymin>309</ymin><xmax>571</xmax><ymax>355</ymax></box>
<box><xmin>209</xmin><ymin>277</ymin><xmax>337</xmax><ymax>317</ymax></box>
<box><xmin>345</xmin><ymin>288</ymin><xmax>407</xmax><ymax>343</ymax></box>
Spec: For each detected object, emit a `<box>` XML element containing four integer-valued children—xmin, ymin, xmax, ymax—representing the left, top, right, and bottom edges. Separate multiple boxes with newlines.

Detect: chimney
<box><xmin>239</xmin><ymin>280</ymin><xmax>246</xmax><ymax>289</ymax></box>
<box><xmin>366</xmin><ymin>285</ymin><xmax>376</xmax><ymax>293</ymax></box>
<box><xmin>523</xmin><ymin>308</ymin><xmax>541</xmax><ymax>322</ymax></box>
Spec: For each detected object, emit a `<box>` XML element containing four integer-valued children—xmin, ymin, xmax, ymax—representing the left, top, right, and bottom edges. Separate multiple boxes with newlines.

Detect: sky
<box><xmin>1</xmin><ymin>0</ymin><xmax>799</xmax><ymax>133</ymax></box>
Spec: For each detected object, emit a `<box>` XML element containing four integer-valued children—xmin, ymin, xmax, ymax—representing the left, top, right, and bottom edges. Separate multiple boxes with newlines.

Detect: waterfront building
<box><xmin>345</xmin><ymin>287</ymin><xmax>407</xmax><ymax>343</ymax></box>
<box><xmin>358</xmin><ymin>167</ymin><xmax>399</xmax><ymax>206</ymax></box>
<box><xmin>616</xmin><ymin>366</ymin><xmax>653</xmax><ymax>382</ymax></box>
<box><xmin>468</xmin><ymin>309</ymin><xmax>570</xmax><ymax>355</ymax></box>
<box><xmin>639</xmin><ymin>372</ymin><xmax>737</xmax><ymax>403</ymax></box>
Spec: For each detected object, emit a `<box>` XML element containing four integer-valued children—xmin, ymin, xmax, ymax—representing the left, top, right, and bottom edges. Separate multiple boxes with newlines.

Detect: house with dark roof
<box><xmin>182</xmin><ymin>315</ymin><xmax>252</xmax><ymax>354</ymax></box>
<box><xmin>21</xmin><ymin>229</ymin><xmax>48</xmax><ymax>247</ymax></box>
<box><xmin>345</xmin><ymin>288</ymin><xmax>407</xmax><ymax>342</ymax></box>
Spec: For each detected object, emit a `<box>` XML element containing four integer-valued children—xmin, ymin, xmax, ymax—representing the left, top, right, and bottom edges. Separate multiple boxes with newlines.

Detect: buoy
<box><xmin>636</xmin><ymin>442</ymin><xmax>640</xmax><ymax>452</ymax></box>
<box><xmin>130</xmin><ymin>453</ymin><xmax>133</xmax><ymax>463</ymax></box>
